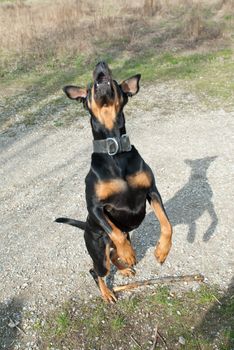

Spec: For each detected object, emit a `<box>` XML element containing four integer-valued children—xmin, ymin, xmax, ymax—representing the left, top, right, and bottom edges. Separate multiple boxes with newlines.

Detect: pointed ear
<box><xmin>63</xmin><ymin>85</ymin><xmax>87</xmax><ymax>101</ymax></box>
<box><xmin>120</xmin><ymin>74</ymin><xmax>141</xmax><ymax>97</ymax></box>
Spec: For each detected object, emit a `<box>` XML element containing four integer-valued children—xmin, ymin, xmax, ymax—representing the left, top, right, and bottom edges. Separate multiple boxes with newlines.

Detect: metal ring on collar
<box><xmin>106</xmin><ymin>137</ymin><xmax>119</xmax><ymax>156</ymax></box>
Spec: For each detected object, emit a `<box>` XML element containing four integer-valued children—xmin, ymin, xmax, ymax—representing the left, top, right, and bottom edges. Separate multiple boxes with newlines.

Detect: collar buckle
<box><xmin>106</xmin><ymin>138</ymin><xmax>119</xmax><ymax>156</ymax></box>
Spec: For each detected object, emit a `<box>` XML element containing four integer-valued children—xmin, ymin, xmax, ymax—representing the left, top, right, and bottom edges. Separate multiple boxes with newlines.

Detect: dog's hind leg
<box><xmin>85</xmin><ymin>231</ymin><xmax>117</xmax><ymax>303</ymax></box>
<box><xmin>147</xmin><ymin>185</ymin><xmax>172</xmax><ymax>264</ymax></box>
<box><xmin>89</xmin><ymin>268</ymin><xmax>117</xmax><ymax>303</ymax></box>
<box><xmin>87</xmin><ymin>206</ymin><xmax>136</xmax><ymax>266</ymax></box>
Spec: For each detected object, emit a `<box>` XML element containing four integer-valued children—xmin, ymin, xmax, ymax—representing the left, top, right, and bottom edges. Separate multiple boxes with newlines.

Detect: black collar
<box><xmin>93</xmin><ymin>134</ymin><xmax>132</xmax><ymax>155</ymax></box>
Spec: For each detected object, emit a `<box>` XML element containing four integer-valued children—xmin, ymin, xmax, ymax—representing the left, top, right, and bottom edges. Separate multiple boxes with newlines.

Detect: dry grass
<box><xmin>0</xmin><ymin>0</ymin><xmax>232</xmax><ymax>72</ymax></box>
<box><xmin>0</xmin><ymin>0</ymin><xmax>94</xmax><ymax>56</ymax></box>
<box><xmin>0</xmin><ymin>0</ymin><xmax>233</xmax><ymax>133</ymax></box>
<box><xmin>0</xmin><ymin>0</ymin><xmax>145</xmax><ymax>57</ymax></box>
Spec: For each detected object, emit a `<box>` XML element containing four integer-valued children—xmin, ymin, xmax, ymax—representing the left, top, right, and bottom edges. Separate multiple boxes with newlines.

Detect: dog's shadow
<box><xmin>108</xmin><ymin>156</ymin><xmax>218</xmax><ymax>286</ymax></box>
<box><xmin>133</xmin><ymin>156</ymin><xmax>218</xmax><ymax>258</ymax></box>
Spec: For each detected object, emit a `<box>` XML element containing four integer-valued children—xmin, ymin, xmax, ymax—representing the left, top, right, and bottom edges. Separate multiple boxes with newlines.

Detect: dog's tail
<box><xmin>55</xmin><ymin>217</ymin><xmax>86</xmax><ymax>231</ymax></box>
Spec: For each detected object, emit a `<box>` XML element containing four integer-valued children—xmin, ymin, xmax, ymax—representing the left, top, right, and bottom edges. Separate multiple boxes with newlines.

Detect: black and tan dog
<box><xmin>55</xmin><ymin>62</ymin><xmax>172</xmax><ymax>302</ymax></box>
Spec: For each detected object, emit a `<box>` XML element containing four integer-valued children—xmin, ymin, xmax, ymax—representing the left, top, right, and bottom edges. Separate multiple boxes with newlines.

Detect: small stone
<box><xmin>21</xmin><ymin>282</ymin><xmax>28</xmax><ymax>289</ymax></box>
<box><xmin>179</xmin><ymin>336</ymin><xmax>186</xmax><ymax>345</ymax></box>
<box><xmin>8</xmin><ymin>319</ymin><xmax>19</xmax><ymax>328</ymax></box>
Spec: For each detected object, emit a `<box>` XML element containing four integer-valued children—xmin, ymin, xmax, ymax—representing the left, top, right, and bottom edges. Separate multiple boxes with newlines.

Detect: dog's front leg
<box><xmin>90</xmin><ymin>206</ymin><xmax>136</xmax><ymax>266</ymax></box>
<box><xmin>147</xmin><ymin>186</ymin><xmax>172</xmax><ymax>264</ymax></box>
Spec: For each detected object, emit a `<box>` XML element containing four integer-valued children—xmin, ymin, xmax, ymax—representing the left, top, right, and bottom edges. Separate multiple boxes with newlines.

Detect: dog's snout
<box><xmin>92</xmin><ymin>61</ymin><xmax>114</xmax><ymax>104</ymax></box>
<box><xmin>93</xmin><ymin>61</ymin><xmax>112</xmax><ymax>82</ymax></box>
<box><xmin>96</xmin><ymin>61</ymin><xmax>108</xmax><ymax>70</ymax></box>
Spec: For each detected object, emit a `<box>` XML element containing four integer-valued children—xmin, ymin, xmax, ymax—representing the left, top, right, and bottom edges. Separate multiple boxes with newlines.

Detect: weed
<box><xmin>120</xmin><ymin>296</ymin><xmax>140</xmax><ymax>313</ymax></box>
<box><xmin>83</xmin><ymin>302</ymin><xmax>106</xmax><ymax>338</ymax></box>
<box><xmin>23</xmin><ymin>115</ymin><xmax>36</xmax><ymax>127</ymax></box>
<box><xmin>32</xmin><ymin>319</ymin><xmax>43</xmax><ymax>331</ymax></box>
<box><xmin>55</xmin><ymin>311</ymin><xmax>70</xmax><ymax>335</ymax></box>
<box><xmin>150</xmin><ymin>285</ymin><xmax>170</xmax><ymax>305</ymax></box>
<box><xmin>197</xmin><ymin>285</ymin><xmax>219</xmax><ymax>304</ymax></box>
<box><xmin>53</xmin><ymin>120</ymin><xmax>64</xmax><ymax>127</ymax></box>
<box><xmin>224</xmin><ymin>14</ymin><xmax>234</xmax><ymax>20</ymax></box>
<box><xmin>111</xmin><ymin>315</ymin><xmax>126</xmax><ymax>331</ymax></box>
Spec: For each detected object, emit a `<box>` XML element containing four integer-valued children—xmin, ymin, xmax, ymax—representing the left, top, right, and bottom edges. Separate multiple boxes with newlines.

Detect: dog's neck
<box><xmin>90</xmin><ymin>111</ymin><xmax>132</xmax><ymax>155</ymax></box>
<box><xmin>90</xmin><ymin>112</ymin><xmax>127</xmax><ymax>140</ymax></box>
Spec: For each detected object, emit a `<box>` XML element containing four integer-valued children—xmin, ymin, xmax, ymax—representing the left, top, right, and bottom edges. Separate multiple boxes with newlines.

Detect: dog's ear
<box><xmin>120</xmin><ymin>74</ymin><xmax>141</xmax><ymax>97</ymax></box>
<box><xmin>63</xmin><ymin>85</ymin><xmax>87</xmax><ymax>101</ymax></box>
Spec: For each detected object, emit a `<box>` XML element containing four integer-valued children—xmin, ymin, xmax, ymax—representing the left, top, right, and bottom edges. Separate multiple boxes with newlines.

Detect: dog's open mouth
<box><xmin>93</xmin><ymin>62</ymin><xmax>114</xmax><ymax>104</ymax></box>
<box><xmin>96</xmin><ymin>72</ymin><xmax>110</xmax><ymax>86</ymax></box>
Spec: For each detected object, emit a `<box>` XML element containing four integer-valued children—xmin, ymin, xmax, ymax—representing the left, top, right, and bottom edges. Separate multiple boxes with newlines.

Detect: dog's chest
<box><xmin>95</xmin><ymin>170</ymin><xmax>152</xmax><ymax>202</ymax></box>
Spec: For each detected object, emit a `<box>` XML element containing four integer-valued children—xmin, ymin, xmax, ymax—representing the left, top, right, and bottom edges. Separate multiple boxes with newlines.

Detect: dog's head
<box><xmin>63</xmin><ymin>61</ymin><xmax>141</xmax><ymax>132</ymax></box>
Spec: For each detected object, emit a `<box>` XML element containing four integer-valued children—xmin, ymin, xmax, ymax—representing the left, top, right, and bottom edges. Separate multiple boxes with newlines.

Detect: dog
<box><xmin>55</xmin><ymin>61</ymin><xmax>172</xmax><ymax>302</ymax></box>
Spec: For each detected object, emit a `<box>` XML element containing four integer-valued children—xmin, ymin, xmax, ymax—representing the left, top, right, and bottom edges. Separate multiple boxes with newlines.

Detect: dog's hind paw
<box><xmin>101</xmin><ymin>288</ymin><xmax>117</xmax><ymax>303</ymax></box>
<box><xmin>117</xmin><ymin>240</ymin><xmax>136</xmax><ymax>267</ymax></box>
<box><xmin>119</xmin><ymin>267</ymin><xmax>136</xmax><ymax>277</ymax></box>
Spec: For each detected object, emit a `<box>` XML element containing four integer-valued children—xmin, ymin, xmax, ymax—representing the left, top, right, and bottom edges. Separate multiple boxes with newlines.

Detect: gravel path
<box><xmin>0</xmin><ymin>83</ymin><xmax>233</xmax><ymax>348</ymax></box>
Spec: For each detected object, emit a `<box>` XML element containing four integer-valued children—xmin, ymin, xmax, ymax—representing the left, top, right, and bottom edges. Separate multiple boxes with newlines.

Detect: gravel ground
<box><xmin>0</xmin><ymin>82</ymin><xmax>233</xmax><ymax>349</ymax></box>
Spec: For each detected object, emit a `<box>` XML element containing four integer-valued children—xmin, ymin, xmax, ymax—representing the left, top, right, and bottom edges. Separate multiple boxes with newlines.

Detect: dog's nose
<box><xmin>96</xmin><ymin>61</ymin><xmax>108</xmax><ymax>70</ymax></box>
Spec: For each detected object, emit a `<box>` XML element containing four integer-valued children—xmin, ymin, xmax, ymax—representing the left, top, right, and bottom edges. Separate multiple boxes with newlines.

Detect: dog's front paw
<box><xmin>155</xmin><ymin>238</ymin><xmax>172</xmax><ymax>264</ymax></box>
<box><xmin>117</xmin><ymin>240</ymin><xmax>136</xmax><ymax>267</ymax></box>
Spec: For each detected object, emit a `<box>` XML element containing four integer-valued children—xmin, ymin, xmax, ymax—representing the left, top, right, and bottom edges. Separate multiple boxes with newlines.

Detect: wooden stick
<box><xmin>150</xmin><ymin>323</ymin><xmax>158</xmax><ymax>350</ymax></box>
<box><xmin>157</xmin><ymin>330</ymin><xmax>168</xmax><ymax>349</ymax></box>
<box><xmin>8</xmin><ymin>318</ymin><xmax>26</xmax><ymax>335</ymax></box>
<box><xmin>130</xmin><ymin>335</ymin><xmax>142</xmax><ymax>349</ymax></box>
<box><xmin>113</xmin><ymin>274</ymin><xmax>204</xmax><ymax>293</ymax></box>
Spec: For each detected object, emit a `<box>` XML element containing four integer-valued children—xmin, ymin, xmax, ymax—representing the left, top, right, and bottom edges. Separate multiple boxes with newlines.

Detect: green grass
<box><xmin>197</xmin><ymin>285</ymin><xmax>220</xmax><ymax>304</ymax></box>
<box><xmin>83</xmin><ymin>303</ymin><xmax>107</xmax><ymax>338</ymax></box>
<box><xmin>111</xmin><ymin>315</ymin><xmax>126</xmax><ymax>331</ymax></box>
<box><xmin>224</xmin><ymin>14</ymin><xmax>234</xmax><ymax>21</ymax></box>
<box><xmin>1</xmin><ymin>48</ymin><xmax>233</xmax><ymax>134</ymax></box>
<box><xmin>113</xmin><ymin>49</ymin><xmax>234</xmax><ymax>111</ymax></box>
<box><xmin>55</xmin><ymin>311</ymin><xmax>70</xmax><ymax>335</ymax></box>
<box><xmin>36</xmin><ymin>283</ymin><xmax>234</xmax><ymax>350</ymax></box>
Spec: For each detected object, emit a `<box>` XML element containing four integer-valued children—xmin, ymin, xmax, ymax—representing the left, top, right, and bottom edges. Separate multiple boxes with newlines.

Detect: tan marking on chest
<box><xmin>127</xmin><ymin>171</ymin><xmax>152</xmax><ymax>188</ymax></box>
<box><xmin>95</xmin><ymin>179</ymin><xmax>127</xmax><ymax>200</ymax></box>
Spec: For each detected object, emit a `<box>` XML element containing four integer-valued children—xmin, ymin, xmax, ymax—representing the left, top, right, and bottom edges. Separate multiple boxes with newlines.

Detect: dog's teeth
<box><xmin>107</xmin><ymin>81</ymin><xmax>110</xmax><ymax>85</ymax></box>
<box><xmin>96</xmin><ymin>83</ymin><xmax>99</xmax><ymax>87</ymax></box>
